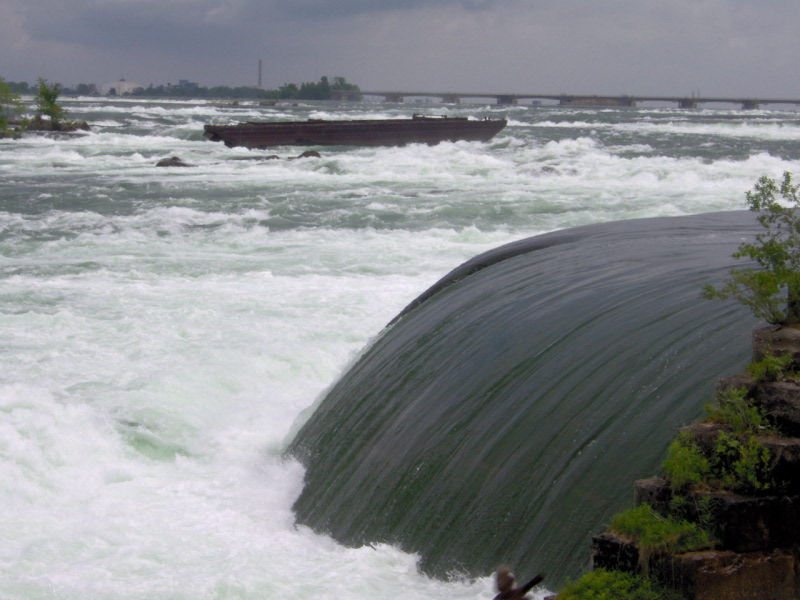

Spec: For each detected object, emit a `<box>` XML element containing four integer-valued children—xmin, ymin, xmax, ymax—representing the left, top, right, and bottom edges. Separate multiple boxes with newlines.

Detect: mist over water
<box><xmin>1</xmin><ymin>98</ymin><xmax>799</xmax><ymax>599</ymax></box>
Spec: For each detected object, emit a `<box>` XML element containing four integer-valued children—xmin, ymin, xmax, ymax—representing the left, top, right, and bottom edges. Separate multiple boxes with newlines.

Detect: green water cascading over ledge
<box><xmin>285</xmin><ymin>211</ymin><xmax>761</xmax><ymax>586</ymax></box>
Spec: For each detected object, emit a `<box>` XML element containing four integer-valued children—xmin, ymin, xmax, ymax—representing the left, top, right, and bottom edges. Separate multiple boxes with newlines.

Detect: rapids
<box><xmin>1</xmin><ymin>97</ymin><xmax>799</xmax><ymax>598</ymax></box>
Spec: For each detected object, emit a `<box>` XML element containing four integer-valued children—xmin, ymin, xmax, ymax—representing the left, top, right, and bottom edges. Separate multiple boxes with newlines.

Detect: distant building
<box><xmin>178</xmin><ymin>80</ymin><xmax>199</xmax><ymax>89</ymax></box>
<box><xmin>100</xmin><ymin>78</ymin><xmax>142</xmax><ymax>96</ymax></box>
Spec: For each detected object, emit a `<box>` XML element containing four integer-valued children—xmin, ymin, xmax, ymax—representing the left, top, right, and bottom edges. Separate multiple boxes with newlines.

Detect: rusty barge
<box><xmin>202</xmin><ymin>114</ymin><xmax>507</xmax><ymax>148</ymax></box>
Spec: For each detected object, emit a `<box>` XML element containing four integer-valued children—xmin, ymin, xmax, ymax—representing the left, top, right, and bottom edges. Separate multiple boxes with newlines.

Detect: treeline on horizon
<box><xmin>2</xmin><ymin>76</ymin><xmax>361</xmax><ymax>101</ymax></box>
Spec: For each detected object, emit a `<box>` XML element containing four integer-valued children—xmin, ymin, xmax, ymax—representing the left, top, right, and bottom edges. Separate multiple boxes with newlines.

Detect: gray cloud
<box><xmin>2</xmin><ymin>0</ymin><xmax>799</xmax><ymax>97</ymax></box>
<box><xmin>267</xmin><ymin>0</ymin><xmax>499</xmax><ymax>19</ymax></box>
<box><xmin>22</xmin><ymin>0</ymin><xmax>235</xmax><ymax>48</ymax></box>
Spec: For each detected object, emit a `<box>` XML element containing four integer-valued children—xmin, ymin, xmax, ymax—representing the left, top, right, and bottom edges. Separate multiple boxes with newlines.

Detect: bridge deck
<box><xmin>332</xmin><ymin>90</ymin><xmax>800</xmax><ymax>108</ymax></box>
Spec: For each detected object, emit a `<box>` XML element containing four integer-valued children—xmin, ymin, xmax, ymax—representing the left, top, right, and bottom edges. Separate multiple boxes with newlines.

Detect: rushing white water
<box><xmin>1</xmin><ymin>98</ymin><xmax>799</xmax><ymax>599</ymax></box>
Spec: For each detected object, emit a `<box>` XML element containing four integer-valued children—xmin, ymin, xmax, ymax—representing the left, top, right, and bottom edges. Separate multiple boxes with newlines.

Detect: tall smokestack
<box><xmin>258</xmin><ymin>59</ymin><xmax>262</xmax><ymax>89</ymax></box>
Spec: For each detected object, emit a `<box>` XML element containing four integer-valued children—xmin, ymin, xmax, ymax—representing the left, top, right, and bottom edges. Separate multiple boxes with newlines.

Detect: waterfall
<box><xmin>287</xmin><ymin>211</ymin><xmax>760</xmax><ymax>584</ymax></box>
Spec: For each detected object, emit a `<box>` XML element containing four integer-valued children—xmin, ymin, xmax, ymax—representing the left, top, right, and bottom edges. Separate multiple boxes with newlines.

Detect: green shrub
<box><xmin>34</xmin><ymin>77</ymin><xmax>65</xmax><ymax>126</ymax></box>
<box><xmin>704</xmin><ymin>387</ymin><xmax>777</xmax><ymax>434</ymax></box>
<box><xmin>663</xmin><ymin>429</ymin><xmax>774</xmax><ymax>495</ymax></box>
<box><xmin>0</xmin><ymin>77</ymin><xmax>23</xmax><ymax>133</ymax></box>
<box><xmin>662</xmin><ymin>427</ymin><xmax>775</xmax><ymax>494</ymax></box>
<box><xmin>556</xmin><ymin>569</ymin><xmax>686</xmax><ymax>600</ymax></box>
<box><xmin>662</xmin><ymin>432</ymin><xmax>709</xmax><ymax>491</ymax></box>
<box><xmin>747</xmin><ymin>352</ymin><xmax>793</xmax><ymax>382</ymax></box>
<box><xmin>668</xmin><ymin>494</ymin><xmax>717</xmax><ymax>537</ymax></box>
<box><xmin>709</xmin><ymin>431</ymin><xmax>774</xmax><ymax>494</ymax></box>
<box><xmin>609</xmin><ymin>504</ymin><xmax>714</xmax><ymax>554</ymax></box>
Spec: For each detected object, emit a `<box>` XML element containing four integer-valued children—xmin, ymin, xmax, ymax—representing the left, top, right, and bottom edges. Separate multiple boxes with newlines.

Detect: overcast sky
<box><xmin>2</xmin><ymin>0</ymin><xmax>799</xmax><ymax>97</ymax></box>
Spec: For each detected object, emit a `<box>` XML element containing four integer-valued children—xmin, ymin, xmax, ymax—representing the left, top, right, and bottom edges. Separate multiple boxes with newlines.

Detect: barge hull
<box><xmin>203</xmin><ymin>116</ymin><xmax>507</xmax><ymax>148</ymax></box>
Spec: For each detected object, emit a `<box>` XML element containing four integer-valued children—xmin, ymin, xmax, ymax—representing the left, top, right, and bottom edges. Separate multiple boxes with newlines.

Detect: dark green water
<box><xmin>288</xmin><ymin>211</ymin><xmax>760</xmax><ymax>585</ymax></box>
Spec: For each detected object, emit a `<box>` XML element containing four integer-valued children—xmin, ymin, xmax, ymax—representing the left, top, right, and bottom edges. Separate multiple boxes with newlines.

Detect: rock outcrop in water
<box><xmin>286</xmin><ymin>211</ymin><xmax>763</xmax><ymax>585</ymax></box>
<box><xmin>156</xmin><ymin>156</ymin><xmax>193</xmax><ymax>167</ymax></box>
<box><xmin>1</xmin><ymin>118</ymin><xmax>91</xmax><ymax>139</ymax></box>
<box><xmin>589</xmin><ymin>325</ymin><xmax>800</xmax><ymax>600</ymax></box>
<box><xmin>23</xmin><ymin>117</ymin><xmax>90</xmax><ymax>132</ymax></box>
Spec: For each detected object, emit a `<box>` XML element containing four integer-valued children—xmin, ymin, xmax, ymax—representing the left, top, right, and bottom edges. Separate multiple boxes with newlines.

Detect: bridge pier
<box><xmin>496</xmin><ymin>95</ymin><xmax>518</xmax><ymax>105</ymax></box>
<box><xmin>383</xmin><ymin>94</ymin><xmax>404</xmax><ymax>103</ymax></box>
<box><xmin>741</xmin><ymin>100</ymin><xmax>760</xmax><ymax>110</ymax></box>
<box><xmin>678</xmin><ymin>99</ymin><xmax>698</xmax><ymax>109</ymax></box>
<box><xmin>440</xmin><ymin>94</ymin><xmax>461</xmax><ymax>104</ymax></box>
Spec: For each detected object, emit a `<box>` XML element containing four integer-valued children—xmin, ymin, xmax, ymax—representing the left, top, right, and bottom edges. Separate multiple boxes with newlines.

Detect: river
<box><xmin>1</xmin><ymin>98</ymin><xmax>799</xmax><ymax>598</ymax></box>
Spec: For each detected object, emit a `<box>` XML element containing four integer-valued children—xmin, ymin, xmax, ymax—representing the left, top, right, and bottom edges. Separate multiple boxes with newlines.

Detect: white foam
<box><xmin>0</xmin><ymin>222</ymin><xmax>515</xmax><ymax>598</ymax></box>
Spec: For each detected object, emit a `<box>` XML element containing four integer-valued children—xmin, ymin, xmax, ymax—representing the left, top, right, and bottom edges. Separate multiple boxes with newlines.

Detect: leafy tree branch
<box><xmin>703</xmin><ymin>172</ymin><xmax>800</xmax><ymax>325</ymax></box>
<box><xmin>34</xmin><ymin>78</ymin><xmax>65</xmax><ymax>126</ymax></box>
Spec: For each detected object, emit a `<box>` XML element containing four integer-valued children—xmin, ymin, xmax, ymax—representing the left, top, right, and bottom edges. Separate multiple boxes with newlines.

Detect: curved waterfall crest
<box><xmin>288</xmin><ymin>211</ymin><xmax>760</xmax><ymax>584</ymax></box>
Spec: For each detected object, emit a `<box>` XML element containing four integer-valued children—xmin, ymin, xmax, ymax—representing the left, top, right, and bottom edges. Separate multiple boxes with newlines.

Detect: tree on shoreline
<box><xmin>3</xmin><ymin>80</ymin><xmax>30</xmax><ymax>95</ymax></box>
<box><xmin>703</xmin><ymin>172</ymin><xmax>800</xmax><ymax>325</ymax></box>
<box><xmin>268</xmin><ymin>76</ymin><xmax>360</xmax><ymax>100</ymax></box>
<box><xmin>34</xmin><ymin>78</ymin><xmax>65</xmax><ymax>126</ymax></box>
<box><xmin>2</xmin><ymin>75</ymin><xmax>361</xmax><ymax>101</ymax></box>
<box><xmin>0</xmin><ymin>77</ymin><xmax>23</xmax><ymax>133</ymax></box>
<box><xmin>95</xmin><ymin>76</ymin><xmax>361</xmax><ymax>100</ymax></box>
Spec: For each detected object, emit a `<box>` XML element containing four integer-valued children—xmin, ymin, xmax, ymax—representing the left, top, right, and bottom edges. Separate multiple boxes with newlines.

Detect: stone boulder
<box><xmin>25</xmin><ymin>118</ymin><xmax>90</xmax><ymax>132</ymax></box>
<box><xmin>752</xmin><ymin>325</ymin><xmax>800</xmax><ymax>368</ymax></box>
<box><xmin>155</xmin><ymin>156</ymin><xmax>193</xmax><ymax>168</ymax></box>
<box><xmin>292</xmin><ymin>150</ymin><xmax>321</xmax><ymax>159</ymax></box>
<box><xmin>590</xmin><ymin>530</ymin><xmax>799</xmax><ymax>600</ymax></box>
<box><xmin>61</xmin><ymin>120</ymin><xmax>90</xmax><ymax>132</ymax></box>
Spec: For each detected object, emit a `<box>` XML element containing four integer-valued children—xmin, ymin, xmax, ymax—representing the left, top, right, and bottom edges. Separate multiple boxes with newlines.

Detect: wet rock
<box><xmin>59</xmin><ymin>120</ymin><xmax>90</xmax><ymax>132</ymax></box>
<box><xmin>752</xmin><ymin>325</ymin><xmax>800</xmax><ymax>368</ymax></box>
<box><xmin>591</xmin><ymin>532</ymin><xmax>640</xmax><ymax>573</ymax></box>
<box><xmin>706</xmin><ymin>493</ymin><xmax>800</xmax><ymax>553</ymax></box>
<box><xmin>230</xmin><ymin>155</ymin><xmax>281</xmax><ymax>161</ymax></box>
<box><xmin>24</xmin><ymin>118</ymin><xmax>90</xmax><ymax>132</ymax></box>
<box><xmin>635</xmin><ymin>477</ymin><xmax>800</xmax><ymax>553</ymax></box>
<box><xmin>651</xmin><ymin>548</ymin><xmax>797</xmax><ymax>600</ymax></box>
<box><xmin>678</xmin><ymin>422</ymin><xmax>730</xmax><ymax>454</ymax></box>
<box><xmin>156</xmin><ymin>156</ymin><xmax>192</xmax><ymax>167</ymax></box>
<box><xmin>763</xmin><ymin>435</ymin><xmax>800</xmax><ymax>490</ymax></box>
<box><xmin>716</xmin><ymin>370</ymin><xmax>800</xmax><ymax>437</ymax></box>
<box><xmin>591</xmin><ymin>526</ymin><xmax>799</xmax><ymax>600</ymax></box>
<box><xmin>715</xmin><ymin>372</ymin><xmax>757</xmax><ymax>396</ymax></box>
<box><xmin>753</xmin><ymin>381</ymin><xmax>800</xmax><ymax>436</ymax></box>
<box><xmin>633</xmin><ymin>477</ymin><xmax>674</xmax><ymax>515</ymax></box>
<box><xmin>295</xmin><ymin>150</ymin><xmax>321</xmax><ymax>159</ymax></box>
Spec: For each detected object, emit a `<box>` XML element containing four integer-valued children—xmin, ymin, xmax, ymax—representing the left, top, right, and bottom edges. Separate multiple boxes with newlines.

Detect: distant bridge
<box><xmin>331</xmin><ymin>90</ymin><xmax>800</xmax><ymax>110</ymax></box>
